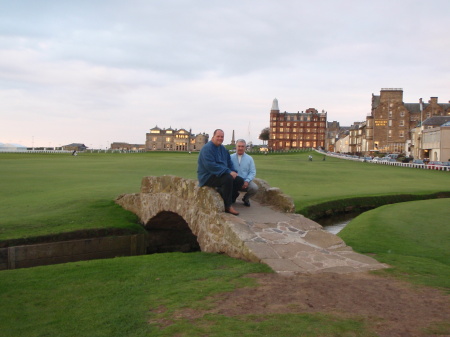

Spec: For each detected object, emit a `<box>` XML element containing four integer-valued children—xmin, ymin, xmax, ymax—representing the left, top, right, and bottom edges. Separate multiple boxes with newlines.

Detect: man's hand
<box><xmin>230</xmin><ymin>171</ymin><xmax>238</xmax><ymax>179</ymax></box>
<box><xmin>242</xmin><ymin>181</ymin><xmax>249</xmax><ymax>189</ymax></box>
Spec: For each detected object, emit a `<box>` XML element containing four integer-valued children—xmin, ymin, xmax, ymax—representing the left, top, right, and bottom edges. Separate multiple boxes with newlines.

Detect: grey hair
<box><xmin>236</xmin><ymin>139</ymin><xmax>246</xmax><ymax>145</ymax></box>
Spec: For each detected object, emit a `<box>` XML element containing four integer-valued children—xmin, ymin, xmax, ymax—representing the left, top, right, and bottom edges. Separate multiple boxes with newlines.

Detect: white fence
<box><xmin>322</xmin><ymin>152</ymin><xmax>450</xmax><ymax>172</ymax></box>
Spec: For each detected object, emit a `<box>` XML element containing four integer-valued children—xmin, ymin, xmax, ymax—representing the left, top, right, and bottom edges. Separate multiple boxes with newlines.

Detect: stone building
<box><xmin>410</xmin><ymin>117</ymin><xmax>450</xmax><ymax>161</ymax></box>
<box><xmin>325</xmin><ymin>121</ymin><xmax>350</xmax><ymax>152</ymax></box>
<box><xmin>335</xmin><ymin>133</ymin><xmax>350</xmax><ymax>153</ymax></box>
<box><xmin>110</xmin><ymin>142</ymin><xmax>145</xmax><ymax>151</ymax></box>
<box><xmin>62</xmin><ymin>143</ymin><xmax>88</xmax><ymax>151</ymax></box>
<box><xmin>268</xmin><ymin>98</ymin><xmax>327</xmax><ymax>151</ymax></box>
<box><xmin>364</xmin><ymin>88</ymin><xmax>450</xmax><ymax>154</ymax></box>
<box><xmin>145</xmin><ymin>126</ymin><xmax>209</xmax><ymax>151</ymax></box>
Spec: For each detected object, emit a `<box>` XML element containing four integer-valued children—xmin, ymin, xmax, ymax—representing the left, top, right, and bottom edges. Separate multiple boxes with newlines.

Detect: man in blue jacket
<box><xmin>230</xmin><ymin>139</ymin><xmax>258</xmax><ymax>207</ymax></box>
<box><xmin>197</xmin><ymin>129</ymin><xmax>244</xmax><ymax>216</ymax></box>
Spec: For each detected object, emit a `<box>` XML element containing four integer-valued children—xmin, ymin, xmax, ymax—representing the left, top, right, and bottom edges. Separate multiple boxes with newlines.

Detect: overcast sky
<box><xmin>1</xmin><ymin>0</ymin><xmax>449</xmax><ymax>148</ymax></box>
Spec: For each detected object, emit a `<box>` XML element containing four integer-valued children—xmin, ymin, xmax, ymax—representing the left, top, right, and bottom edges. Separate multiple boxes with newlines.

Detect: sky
<box><xmin>1</xmin><ymin>0</ymin><xmax>450</xmax><ymax>148</ymax></box>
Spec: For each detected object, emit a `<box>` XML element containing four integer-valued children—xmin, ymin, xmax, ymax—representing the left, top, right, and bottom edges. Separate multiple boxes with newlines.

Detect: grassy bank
<box><xmin>1</xmin><ymin>196</ymin><xmax>449</xmax><ymax>336</ymax></box>
<box><xmin>1</xmin><ymin>151</ymin><xmax>450</xmax><ymax>243</ymax></box>
<box><xmin>339</xmin><ymin>198</ymin><xmax>450</xmax><ymax>291</ymax></box>
<box><xmin>0</xmin><ymin>252</ymin><xmax>379</xmax><ymax>337</ymax></box>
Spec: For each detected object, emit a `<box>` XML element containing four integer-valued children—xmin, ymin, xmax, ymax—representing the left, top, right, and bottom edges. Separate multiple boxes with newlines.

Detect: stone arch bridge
<box><xmin>115</xmin><ymin>176</ymin><xmax>387</xmax><ymax>275</ymax></box>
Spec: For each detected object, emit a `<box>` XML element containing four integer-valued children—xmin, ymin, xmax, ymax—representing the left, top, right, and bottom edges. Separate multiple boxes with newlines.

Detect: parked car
<box><xmin>385</xmin><ymin>153</ymin><xmax>399</xmax><ymax>160</ymax></box>
<box><xmin>412</xmin><ymin>159</ymin><xmax>424</xmax><ymax>165</ymax></box>
<box><xmin>428</xmin><ymin>161</ymin><xmax>444</xmax><ymax>169</ymax></box>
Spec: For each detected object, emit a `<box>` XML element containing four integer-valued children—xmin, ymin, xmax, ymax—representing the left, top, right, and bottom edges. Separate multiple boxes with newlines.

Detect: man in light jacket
<box><xmin>230</xmin><ymin>139</ymin><xmax>258</xmax><ymax>207</ymax></box>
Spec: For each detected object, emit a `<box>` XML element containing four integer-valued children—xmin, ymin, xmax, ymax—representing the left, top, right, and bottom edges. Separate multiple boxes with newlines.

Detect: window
<box><xmin>400</xmin><ymin>111</ymin><xmax>405</xmax><ymax>117</ymax></box>
<box><xmin>388</xmin><ymin>130</ymin><xmax>392</xmax><ymax>137</ymax></box>
<box><xmin>399</xmin><ymin>120</ymin><xmax>404</xmax><ymax>126</ymax></box>
<box><xmin>388</xmin><ymin>120</ymin><xmax>392</xmax><ymax>127</ymax></box>
<box><xmin>399</xmin><ymin>131</ymin><xmax>404</xmax><ymax>137</ymax></box>
<box><xmin>389</xmin><ymin>110</ymin><xmax>392</xmax><ymax>118</ymax></box>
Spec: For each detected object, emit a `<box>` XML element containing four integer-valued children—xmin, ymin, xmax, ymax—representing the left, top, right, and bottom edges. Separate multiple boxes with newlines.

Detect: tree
<box><xmin>259</xmin><ymin>127</ymin><xmax>270</xmax><ymax>145</ymax></box>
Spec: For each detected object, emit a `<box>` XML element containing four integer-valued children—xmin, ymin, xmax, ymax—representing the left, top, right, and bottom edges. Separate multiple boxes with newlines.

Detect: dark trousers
<box><xmin>205</xmin><ymin>174</ymin><xmax>244</xmax><ymax>208</ymax></box>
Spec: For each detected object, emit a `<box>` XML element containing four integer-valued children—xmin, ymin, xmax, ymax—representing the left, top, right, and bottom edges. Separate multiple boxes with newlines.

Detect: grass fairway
<box><xmin>1</xmin><ymin>151</ymin><xmax>450</xmax><ymax>242</ymax></box>
<box><xmin>0</xmin><ymin>252</ymin><xmax>374</xmax><ymax>337</ymax></box>
<box><xmin>339</xmin><ymin>198</ymin><xmax>450</xmax><ymax>290</ymax></box>
<box><xmin>1</xmin><ymin>152</ymin><xmax>449</xmax><ymax>336</ymax></box>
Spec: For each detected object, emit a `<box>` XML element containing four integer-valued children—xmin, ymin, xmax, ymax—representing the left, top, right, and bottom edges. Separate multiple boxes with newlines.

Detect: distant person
<box><xmin>72</xmin><ymin>150</ymin><xmax>77</xmax><ymax>156</ymax></box>
<box><xmin>197</xmin><ymin>129</ymin><xmax>244</xmax><ymax>216</ymax></box>
<box><xmin>230</xmin><ymin>139</ymin><xmax>258</xmax><ymax>207</ymax></box>
<box><xmin>308</xmin><ymin>155</ymin><xmax>312</xmax><ymax>161</ymax></box>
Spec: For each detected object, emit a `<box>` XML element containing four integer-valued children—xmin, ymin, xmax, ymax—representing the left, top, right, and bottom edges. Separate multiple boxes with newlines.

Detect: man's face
<box><xmin>236</xmin><ymin>142</ymin><xmax>246</xmax><ymax>155</ymax></box>
<box><xmin>212</xmin><ymin>130</ymin><xmax>224</xmax><ymax>146</ymax></box>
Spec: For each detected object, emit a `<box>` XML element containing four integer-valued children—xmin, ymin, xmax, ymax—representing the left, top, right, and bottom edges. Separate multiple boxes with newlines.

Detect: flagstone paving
<box><xmin>230</xmin><ymin>197</ymin><xmax>388</xmax><ymax>276</ymax></box>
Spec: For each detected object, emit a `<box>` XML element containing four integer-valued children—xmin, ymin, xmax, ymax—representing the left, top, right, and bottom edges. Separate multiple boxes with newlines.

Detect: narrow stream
<box><xmin>316</xmin><ymin>212</ymin><xmax>359</xmax><ymax>235</ymax></box>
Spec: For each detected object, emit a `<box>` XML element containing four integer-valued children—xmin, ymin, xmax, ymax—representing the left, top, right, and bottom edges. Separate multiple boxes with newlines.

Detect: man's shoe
<box><xmin>225</xmin><ymin>206</ymin><xmax>239</xmax><ymax>216</ymax></box>
<box><xmin>243</xmin><ymin>199</ymin><xmax>250</xmax><ymax>207</ymax></box>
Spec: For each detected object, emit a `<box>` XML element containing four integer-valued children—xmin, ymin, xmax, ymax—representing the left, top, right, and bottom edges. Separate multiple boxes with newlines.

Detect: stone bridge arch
<box><xmin>115</xmin><ymin>175</ymin><xmax>294</xmax><ymax>262</ymax></box>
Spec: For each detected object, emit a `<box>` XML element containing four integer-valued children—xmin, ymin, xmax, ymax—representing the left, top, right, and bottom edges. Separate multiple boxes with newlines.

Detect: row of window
<box><xmin>149</xmin><ymin>138</ymin><xmax>197</xmax><ymax>144</ymax></box>
<box><xmin>272</xmin><ymin>127</ymin><xmax>326</xmax><ymax>133</ymax></box>
<box><xmin>149</xmin><ymin>137</ymin><xmax>200</xmax><ymax>143</ymax></box>
<box><xmin>271</xmin><ymin>134</ymin><xmax>325</xmax><ymax>140</ymax></box>
<box><xmin>272</xmin><ymin>116</ymin><xmax>326</xmax><ymax>122</ymax></box>
<box><xmin>271</xmin><ymin>122</ymin><xmax>326</xmax><ymax>128</ymax></box>
<box><xmin>271</xmin><ymin>141</ymin><xmax>323</xmax><ymax>148</ymax></box>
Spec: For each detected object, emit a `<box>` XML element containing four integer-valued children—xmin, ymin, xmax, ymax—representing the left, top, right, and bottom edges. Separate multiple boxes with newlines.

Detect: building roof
<box><xmin>403</xmin><ymin>103</ymin><xmax>422</xmax><ymax>113</ymax></box>
<box><xmin>64</xmin><ymin>143</ymin><xmax>87</xmax><ymax>147</ymax></box>
<box><xmin>422</xmin><ymin>116</ymin><xmax>450</xmax><ymax>126</ymax></box>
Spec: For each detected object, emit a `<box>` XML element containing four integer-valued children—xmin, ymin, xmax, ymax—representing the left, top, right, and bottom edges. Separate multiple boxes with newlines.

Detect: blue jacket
<box><xmin>230</xmin><ymin>152</ymin><xmax>256</xmax><ymax>182</ymax></box>
<box><xmin>197</xmin><ymin>141</ymin><xmax>236</xmax><ymax>186</ymax></box>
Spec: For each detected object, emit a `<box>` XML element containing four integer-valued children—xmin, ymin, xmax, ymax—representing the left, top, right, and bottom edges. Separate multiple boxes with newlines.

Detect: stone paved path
<box><xmin>229</xmin><ymin>197</ymin><xmax>388</xmax><ymax>276</ymax></box>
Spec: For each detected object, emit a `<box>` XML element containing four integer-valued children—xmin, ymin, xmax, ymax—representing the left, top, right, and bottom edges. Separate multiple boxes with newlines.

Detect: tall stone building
<box><xmin>364</xmin><ymin>88</ymin><xmax>450</xmax><ymax>154</ymax></box>
<box><xmin>145</xmin><ymin>126</ymin><xmax>208</xmax><ymax>151</ymax></box>
<box><xmin>268</xmin><ymin>98</ymin><xmax>327</xmax><ymax>151</ymax></box>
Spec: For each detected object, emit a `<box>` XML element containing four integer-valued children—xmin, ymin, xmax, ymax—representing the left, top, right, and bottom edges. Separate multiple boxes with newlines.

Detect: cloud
<box><xmin>1</xmin><ymin>0</ymin><xmax>450</xmax><ymax>147</ymax></box>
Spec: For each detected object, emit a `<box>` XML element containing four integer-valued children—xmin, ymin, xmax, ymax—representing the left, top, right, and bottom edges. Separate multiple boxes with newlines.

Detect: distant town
<box><xmin>2</xmin><ymin>88</ymin><xmax>449</xmax><ymax>162</ymax></box>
